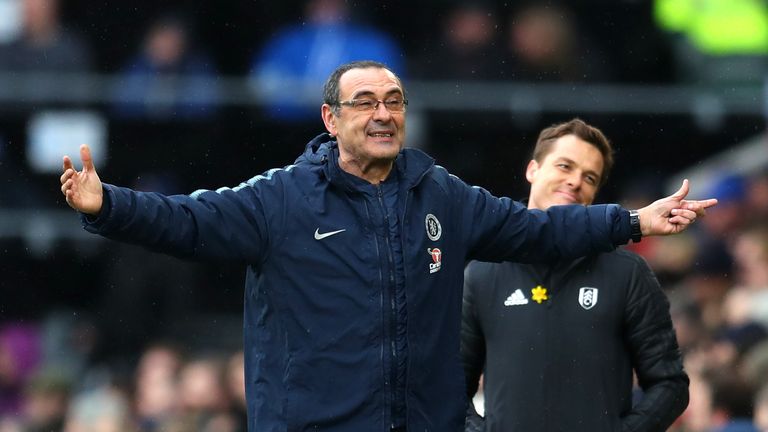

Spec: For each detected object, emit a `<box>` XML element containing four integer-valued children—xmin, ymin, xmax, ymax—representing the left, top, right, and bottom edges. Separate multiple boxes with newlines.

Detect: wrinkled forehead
<box><xmin>338</xmin><ymin>67</ymin><xmax>403</xmax><ymax>98</ymax></box>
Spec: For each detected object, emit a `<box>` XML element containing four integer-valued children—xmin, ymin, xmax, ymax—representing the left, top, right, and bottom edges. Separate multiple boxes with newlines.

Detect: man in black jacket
<box><xmin>461</xmin><ymin>119</ymin><xmax>689</xmax><ymax>432</ymax></box>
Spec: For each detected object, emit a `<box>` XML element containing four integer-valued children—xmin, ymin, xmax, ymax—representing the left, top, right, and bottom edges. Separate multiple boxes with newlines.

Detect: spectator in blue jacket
<box><xmin>249</xmin><ymin>0</ymin><xmax>404</xmax><ymax>121</ymax></box>
<box><xmin>60</xmin><ymin>60</ymin><xmax>716</xmax><ymax>432</ymax></box>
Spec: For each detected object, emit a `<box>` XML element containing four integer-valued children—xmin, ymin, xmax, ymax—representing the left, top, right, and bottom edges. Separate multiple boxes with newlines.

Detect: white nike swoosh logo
<box><xmin>314</xmin><ymin>228</ymin><xmax>346</xmax><ymax>240</ymax></box>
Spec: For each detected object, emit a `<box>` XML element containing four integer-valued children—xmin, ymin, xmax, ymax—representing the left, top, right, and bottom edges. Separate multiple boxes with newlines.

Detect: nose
<box><xmin>566</xmin><ymin>172</ymin><xmax>582</xmax><ymax>189</ymax></box>
<box><xmin>372</xmin><ymin>101</ymin><xmax>393</xmax><ymax>121</ymax></box>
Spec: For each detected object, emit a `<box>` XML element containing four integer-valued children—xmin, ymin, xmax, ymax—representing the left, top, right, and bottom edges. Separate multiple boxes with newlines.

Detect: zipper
<box><xmin>543</xmin><ymin>267</ymin><xmax>552</xmax><ymax>432</ymax></box>
<box><xmin>377</xmin><ymin>185</ymin><xmax>399</xmax><ymax>429</ymax></box>
<box><xmin>365</xmin><ymin>197</ymin><xmax>390</xmax><ymax>427</ymax></box>
<box><xmin>400</xmin><ymin>188</ymin><xmax>411</xmax><ymax>429</ymax></box>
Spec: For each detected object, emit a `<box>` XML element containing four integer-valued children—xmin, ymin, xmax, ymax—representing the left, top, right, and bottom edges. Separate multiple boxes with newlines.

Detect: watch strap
<box><xmin>629</xmin><ymin>210</ymin><xmax>642</xmax><ymax>243</ymax></box>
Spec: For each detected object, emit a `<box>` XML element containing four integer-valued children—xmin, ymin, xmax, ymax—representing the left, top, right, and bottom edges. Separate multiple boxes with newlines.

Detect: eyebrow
<box><xmin>555</xmin><ymin>156</ymin><xmax>601</xmax><ymax>181</ymax></box>
<box><xmin>350</xmin><ymin>88</ymin><xmax>404</xmax><ymax>99</ymax></box>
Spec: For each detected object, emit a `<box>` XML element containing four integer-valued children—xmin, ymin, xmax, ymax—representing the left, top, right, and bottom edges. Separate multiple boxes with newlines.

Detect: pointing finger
<box><xmin>680</xmin><ymin>198</ymin><xmax>718</xmax><ymax>216</ymax></box>
<box><xmin>698</xmin><ymin>198</ymin><xmax>718</xmax><ymax>209</ymax></box>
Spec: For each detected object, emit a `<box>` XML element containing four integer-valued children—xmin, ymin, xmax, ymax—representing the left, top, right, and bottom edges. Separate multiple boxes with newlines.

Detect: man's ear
<box><xmin>321</xmin><ymin>104</ymin><xmax>337</xmax><ymax>136</ymax></box>
<box><xmin>525</xmin><ymin>159</ymin><xmax>538</xmax><ymax>184</ymax></box>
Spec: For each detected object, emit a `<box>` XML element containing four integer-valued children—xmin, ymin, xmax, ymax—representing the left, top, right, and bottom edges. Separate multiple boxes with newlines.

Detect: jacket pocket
<box><xmin>285</xmin><ymin>353</ymin><xmax>376</xmax><ymax>431</ymax></box>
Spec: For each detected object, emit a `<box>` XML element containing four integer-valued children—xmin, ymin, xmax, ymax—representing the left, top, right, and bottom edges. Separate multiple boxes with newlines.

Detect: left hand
<box><xmin>636</xmin><ymin>179</ymin><xmax>718</xmax><ymax>236</ymax></box>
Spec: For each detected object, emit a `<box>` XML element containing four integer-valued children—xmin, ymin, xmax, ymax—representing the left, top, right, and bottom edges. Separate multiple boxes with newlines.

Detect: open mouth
<box><xmin>368</xmin><ymin>132</ymin><xmax>394</xmax><ymax>138</ymax></box>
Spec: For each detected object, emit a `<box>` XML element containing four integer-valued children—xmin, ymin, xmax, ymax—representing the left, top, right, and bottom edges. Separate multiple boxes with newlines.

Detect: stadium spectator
<box><xmin>225</xmin><ymin>351</ymin><xmax>247</xmax><ymax>432</ymax></box>
<box><xmin>0</xmin><ymin>0</ymin><xmax>92</xmax><ymax>73</ymax></box>
<box><xmin>133</xmin><ymin>342</ymin><xmax>184</xmax><ymax>432</ymax></box>
<box><xmin>249</xmin><ymin>0</ymin><xmax>405</xmax><ymax>121</ymax></box>
<box><xmin>0</xmin><ymin>324</ymin><xmax>41</xmax><ymax>419</ymax></box>
<box><xmin>411</xmin><ymin>3</ymin><xmax>507</xmax><ymax>81</ymax></box>
<box><xmin>111</xmin><ymin>13</ymin><xmax>219</xmax><ymax>120</ymax></box>
<box><xmin>168</xmin><ymin>354</ymin><xmax>237</xmax><ymax>432</ymax></box>
<box><xmin>18</xmin><ymin>370</ymin><xmax>71</xmax><ymax>432</ymax></box>
<box><xmin>505</xmin><ymin>3</ymin><xmax>612</xmax><ymax>82</ymax></box>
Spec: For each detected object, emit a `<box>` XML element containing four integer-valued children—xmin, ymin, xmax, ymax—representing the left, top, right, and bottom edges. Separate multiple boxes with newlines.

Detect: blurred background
<box><xmin>0</xmin><ymin>0</ymin><xmax>767</xmax><ymax>430</ymax></box>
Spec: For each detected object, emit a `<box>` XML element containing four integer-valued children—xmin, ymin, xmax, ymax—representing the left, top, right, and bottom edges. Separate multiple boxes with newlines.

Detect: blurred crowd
<box><xmin>620</xmin><ymin>170</ymin><xmax>768</xmax><ymax>431</ymax></box>
<box><xmin>0</xmin><ymin>327</ymin><xmax>247</xmax><ymax>432</ymax></box>
<box><xmin>2</xmin><ymin>0</ymin><xmax>768</xmax><ymax>430</ymax></box>
<box><xmin>1</xmin><ymin>0</ymin><xmax>766</xmax><ymax>120</ymax></box>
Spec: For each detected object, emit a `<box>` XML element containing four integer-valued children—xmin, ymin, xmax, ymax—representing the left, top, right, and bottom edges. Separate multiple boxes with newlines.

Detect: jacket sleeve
<box><xmin>451</xmin><ymin>175</ymin><xmax>631</xmax><ymax>263</ymax></box>
<box><xmin>461</xmin><ymin>261</ymin><xmax>487</xmax><ymax>431</ymax></box>
<box><xmin>81</xmin><ymin>179</ymin><xmax>273</xmax><ymax>263</ymax></box>
<box><xmin>620</xmin><ymin>256</ymin><xmax>690</xmax><ymax>432</ymax></box>
<box><xmin>461</xmin><ymin>261</ymin><xmax>486</xmax><ymax>398</ymax></box>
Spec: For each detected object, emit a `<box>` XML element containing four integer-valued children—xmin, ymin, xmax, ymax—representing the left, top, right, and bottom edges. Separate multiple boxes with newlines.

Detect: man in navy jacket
<box><xmin>60</xmin><ymin>61</ymin><xmax>715</xmax><ymax>432</ymax></box>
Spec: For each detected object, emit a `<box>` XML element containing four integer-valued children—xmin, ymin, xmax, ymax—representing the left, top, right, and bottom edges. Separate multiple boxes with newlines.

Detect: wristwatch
<box><xmin>629</xmin><ymin>210</ymin><xmax>642</xmax><ymax>243</ymax></box>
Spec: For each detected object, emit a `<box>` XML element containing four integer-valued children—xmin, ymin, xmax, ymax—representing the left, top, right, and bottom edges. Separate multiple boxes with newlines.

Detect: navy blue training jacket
<box><xmin>82</xmin><ymin>133</ymin><xmax>632</xmax><ymax>432</ymax></box>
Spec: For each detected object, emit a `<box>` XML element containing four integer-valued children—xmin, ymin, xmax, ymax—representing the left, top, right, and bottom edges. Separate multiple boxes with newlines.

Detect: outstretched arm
<box><xmin>59</xmin><ymin>144</ymin><xmax>269</xmax><ymax>263</ymax></box>
<box><xmin>60</xmin><ymin>144</ymin><xmax>103</xmax><ymax>215</ymax></box>
<box><xmin>636</xmin><ymin>179</ymin><xmax>717</xmax><ymax>236</ymax></box>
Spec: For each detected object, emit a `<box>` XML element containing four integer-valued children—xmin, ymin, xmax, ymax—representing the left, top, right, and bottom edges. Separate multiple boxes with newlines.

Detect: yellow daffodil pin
<box><xmin>531</xmin><ymin>285</ymin><xmax>549</xmax><ymax>304</ymax></box>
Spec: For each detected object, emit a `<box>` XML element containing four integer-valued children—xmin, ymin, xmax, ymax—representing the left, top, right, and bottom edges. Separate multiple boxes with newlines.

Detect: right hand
<box><xmin>636</xmin><ymin>179</ymin><xmax>718</xmax><ymax>236</ymax></box>
<box><xmin>60</xmin><ymin>144</ymin><xmax>103</xmax><ymax>215</ymax></box>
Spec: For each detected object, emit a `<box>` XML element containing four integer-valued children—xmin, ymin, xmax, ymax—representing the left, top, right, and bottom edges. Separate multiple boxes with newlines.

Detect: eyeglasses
<box><xmin>337</xmin><ymin>98</ymin><xmax>408</xmax><ymax>113</ymax></box>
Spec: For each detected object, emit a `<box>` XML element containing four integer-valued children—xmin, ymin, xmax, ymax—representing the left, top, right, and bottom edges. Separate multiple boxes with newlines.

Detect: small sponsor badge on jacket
<box><xmin>578</xmin><ymin>287</ymin><xmax>599</xmax><ymax>310</ymax></box>
<box><xmin>428</xmin><ymin>248</ymin><xmax>442</xmax><ymax>273</ymax></box>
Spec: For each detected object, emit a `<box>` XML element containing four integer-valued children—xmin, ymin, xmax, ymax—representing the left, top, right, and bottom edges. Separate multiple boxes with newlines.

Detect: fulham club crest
<box><xmin>428</xmin><ymin>248</ymin><xmax>442</xmax><ymax>274</ymax></box>
<box><xmin>578</xmin><ymin>287</ymin><xmax>599</xmax><ymax>310</ymax></box>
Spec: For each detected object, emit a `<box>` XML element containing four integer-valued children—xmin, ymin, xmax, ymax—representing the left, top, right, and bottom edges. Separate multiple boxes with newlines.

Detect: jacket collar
<box><xmin>297</xmin><ymin>133</ymin><xmax>435</xmax><ymax>191</ymax></box>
